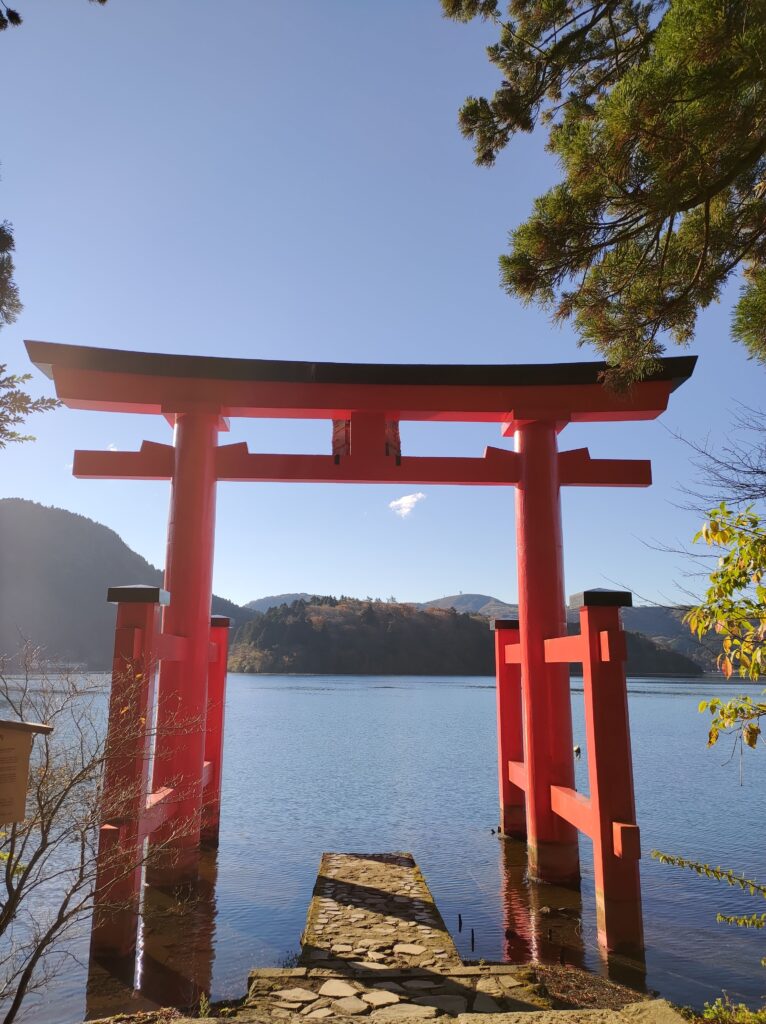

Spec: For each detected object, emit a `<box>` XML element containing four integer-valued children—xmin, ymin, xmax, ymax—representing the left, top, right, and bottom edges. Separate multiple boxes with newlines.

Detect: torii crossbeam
<box><xmin>26</xmin><ymin>340</ymin><xmax>695</xmax><ymax>961</ymax></box>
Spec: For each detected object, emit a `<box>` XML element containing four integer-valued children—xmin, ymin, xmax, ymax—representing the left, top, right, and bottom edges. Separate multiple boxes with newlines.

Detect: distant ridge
<box><xmin>417</xmin><ymin>593</ymin><xmax>517</xmax><ymax>619</ymax></box>
<box><xmin>245</xmin><ymin>593</ymin><xmax>314</xmax><ymax>613</ymax></box>
<box><xmin>416</xmin><ymin>593</ymin><xmax>714</xmax><ymax>671</ymax></box>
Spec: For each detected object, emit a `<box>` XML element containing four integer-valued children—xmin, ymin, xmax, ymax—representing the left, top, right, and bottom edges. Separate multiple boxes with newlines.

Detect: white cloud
<box><xmin>107</xmin><ymin>442</ymin><xmax>118</xmax><ymax>451</ymax></box>
<box><xmin>389</xmin><ymin>492</ymin><xmax>426</xmax><ymax>518</ymax></box>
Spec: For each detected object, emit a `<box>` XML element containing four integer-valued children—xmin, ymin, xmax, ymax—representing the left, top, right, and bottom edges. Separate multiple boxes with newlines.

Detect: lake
<box><xmin>26</xmin><ymin>674</ymin><xmax>766</xmax><ymax>1020</ymax></box>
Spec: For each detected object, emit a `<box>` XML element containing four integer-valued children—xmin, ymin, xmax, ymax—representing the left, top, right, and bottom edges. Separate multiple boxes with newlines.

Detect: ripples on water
<box><xmin>24</xmin><ymin>675</ymin><xmax>766</xmax><ymax>1019</ymax></box>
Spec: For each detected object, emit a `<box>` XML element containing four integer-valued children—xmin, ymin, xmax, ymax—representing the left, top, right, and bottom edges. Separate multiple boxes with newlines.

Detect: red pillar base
<box><xmin>90</xmin><ymin>824</ymin><xmax>142</xmax><ymax>959</ymax></box>
<box><xmin>527</xmin><ymin>838</ymin><xmax>581</xmax><ymax>887</ymax></box>
<box><xmin>499</xmin><ymin>804</ymin><xmax>527</xmax><ymax>839</ymax></box>
<box><xmin>596</xmin><ymin>888</ymin><xmax>645</xmax><ymax>956</ymax></box>
<box><xmin>146</xmin><ymin>836</ymin><xmax>203</xmax><ymax>888</ymax></box>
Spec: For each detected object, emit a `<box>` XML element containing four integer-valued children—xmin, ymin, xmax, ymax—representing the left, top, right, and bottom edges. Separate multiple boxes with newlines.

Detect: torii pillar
<box><xmin>148</xmin><ymin>412</ymin><xmax>221</xmax><ymax>881</ymax></box>
<box><xmin>514</xmin><ymin>420</ymin><xmax>579</xmax><ymax>883</ymax></box>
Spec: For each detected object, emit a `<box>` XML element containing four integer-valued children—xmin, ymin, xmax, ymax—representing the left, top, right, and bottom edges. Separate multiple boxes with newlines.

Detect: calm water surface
<box><xmin>37</xmin><ymin>675</ymin><xmax>766</xmax><ymax>1019</ymax></box>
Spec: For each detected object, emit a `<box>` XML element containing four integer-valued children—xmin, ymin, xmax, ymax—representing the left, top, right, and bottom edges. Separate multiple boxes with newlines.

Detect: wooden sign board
<box><xmin>0</xmin><ymin>720</ymin><xmax>53</xmax><ymax>824</ymax></box>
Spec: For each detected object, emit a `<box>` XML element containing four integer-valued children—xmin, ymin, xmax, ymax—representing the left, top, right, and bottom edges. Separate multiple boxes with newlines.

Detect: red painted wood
<box><xmin>90</xmin><ymin>600</ymin><xmax>161</xmax><ymax>958</ymax></box>
<box><xmin>49</xmin><ymin>364</ymin><xmax>680</xmax><ymax>424</ymax></box>
<box><xmin>73</xmin><ymin>440</ymin><xmax>174</xmax><ymax>480</ymax></box>
<box><xmin>543</xmin><ymin>634</ymin><xmax>585</xmax><ymax>664</ymax></box>
<box><xmin>550</xmin><ymin>785</ymin><xmax>594</xmax><ymax>838</ymax></box>
<box><xmin>578</xmin><ymin>603</ymin><xmax>644</xmax><ymax>954</ymax></box>
<box><xmin>142</xmin><ymin>785</ymin><xmax>175</xmax><ymax>837</ymax></box>
<box><xmin>149</xmin><ymin>412</ymin><xmax>219</xmax><ymax>883</ymax></box>
<box><xmin>507</xmin><ymin>760</ymin><xmax>527</xmax><ymax>791</ymax></box>
<box><xmin>215</xmin><ymin>448</ymin><xmax>524</xmax><ymax>485</ymax></box>
<box><xmin>154</xmin><ymin>633</ymin><xmax>189</xmax><ymax>662</ymax></box>
<box><xmin>503</xmin><ymin>643</ymin><xmax>523</xmax><ymax>664</ymax></box>
<box><xmin>201</xmin><ymin>619</ymin><xmax>230</xmax><ymax>845</ymax></box>
<box><xmin>557</xmin><ymin>448</ymin><xmax>652</xmax><ymax>487</ymax></box>
<box><xmin>495</xmin><ymin>624</ymin><xmax>526</xmax><ymax>838</ymax></box>
<box><xmin>514</xmin><ymin>421</ymin><xmax>580</xmax><ymax>884</ymax></box>
<box><xmin>613</xmin><ymin>821</ymin><xmax>642</xmax><ymax>861</ymax></box>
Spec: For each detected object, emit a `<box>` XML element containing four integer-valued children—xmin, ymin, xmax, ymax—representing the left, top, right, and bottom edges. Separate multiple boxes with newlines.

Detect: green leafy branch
<box><xmin>698</xmin><ymin>695</ymin><xmax>764</xmax><ymax>750</ymax></box>
<box><xmin>685</xmin><ymin>502</ymin><xmax>766</xmax><ymax>682</ymax></box>
<box><xmin>652</xmin><ymin>851</ymin><xmax>766</xmax><ymax>965</ymax></box>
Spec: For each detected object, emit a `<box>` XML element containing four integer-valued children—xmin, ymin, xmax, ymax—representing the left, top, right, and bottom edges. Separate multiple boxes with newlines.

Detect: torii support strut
<box><xmin>25</xmin><ymin>341</ymin><xmax>695</xmax><ymax>928</ymax></box>
<box><xmin>495</xmin><ymin>588</ymin><xmax>644</xmax><ymax>955</ymax></box>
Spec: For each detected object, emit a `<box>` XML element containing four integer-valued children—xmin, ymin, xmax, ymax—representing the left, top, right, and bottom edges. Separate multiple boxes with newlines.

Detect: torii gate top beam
<box><xmin>25</xmin><ymin>341</ymin><xmax>695</xmax><ymax>427</ymax></box>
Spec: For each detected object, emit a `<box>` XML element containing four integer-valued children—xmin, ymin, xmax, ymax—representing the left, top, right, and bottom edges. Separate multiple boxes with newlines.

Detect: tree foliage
<box><xmin>0</xmin><ymin>0</ymin><xmax>106</xmax><ymax>31</ymax></box>
<box><xmin>684</xmin><ymin>502</ymin><xmax>765</xmax><ymax>759</ymax></box>
<box><xmin>686</xmin><ymin>503</ymin><xmax>766</xmax><ymax>683</ymax></box>
<box><xmin>1</xmin><ymin>217</ymin><xmax>56</xmax><ymax>444</ymax></box>
<box><xmin>442</xmin><ymin>0</ymin><xmax>766</xmax><ymax>383</ymax></box>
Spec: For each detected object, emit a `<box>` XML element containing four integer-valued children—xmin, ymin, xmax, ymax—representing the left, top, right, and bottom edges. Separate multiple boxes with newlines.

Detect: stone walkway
<box><xmin>300</xmin><ymin>853</ymin><xmax>462</xmax><ymax>972</ymax></box>
<box><xmin>233</xmin><ymin>853</ymin><xmax>684</xmax><ymax>1024</ymax></box>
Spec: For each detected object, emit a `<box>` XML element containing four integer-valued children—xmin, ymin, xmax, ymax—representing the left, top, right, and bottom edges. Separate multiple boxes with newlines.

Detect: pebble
<box><xmin>362</xmin><ymin>991</ymin><xmax>400</xmax><ymax>1007</ymax></box>
<box><xmin>318</xmin><ymin>980</ymin><xmax>358</xmax><ymax>998</ymax></box>
<box><xmin>273</xmin><ymin>988</ymin><xmax>320</xmax><ymax>1003</ymax></box>
<box><xmin>374</xmin><ymin>982</ymin><xmax>406</xmax><ymax>995</ymax></box>
<box><xmin>332</xmin><ymin>995</ymin><xmax>371</xmax><ymax>1015</ymax></box>
<box><xmin>370</xmin><ymin>1006</ymin><xmax>438</xmax><ymax>1020</ymax></box>
<box><xmin>393</xmin><ymin>943</ymin><xmax>426</xmax><ymax>956</ymax></box>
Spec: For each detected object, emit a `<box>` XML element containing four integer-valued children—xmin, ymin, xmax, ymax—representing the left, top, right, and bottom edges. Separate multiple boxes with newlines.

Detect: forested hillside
<box><xmin>0</xmin><ymin>499</ymin><xmax>250</xmax><ymax>667</ymax></box>
<box><xmin>229</xmin><ymin>596</ymin><xmax>704</xmax><ymax>677</ymax></box>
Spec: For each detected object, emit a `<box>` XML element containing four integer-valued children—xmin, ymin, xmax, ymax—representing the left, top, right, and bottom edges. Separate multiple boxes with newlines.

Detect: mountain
<box><xmin>417</xmin><ymin>593</ymin><xmax>517</xmax><ymax>619</ymax></box>
<box><xmin>0</xmin><ymin>503</ymin><xmax>711</xmax><ymax>676</ymax></box>
<box><xmin>245</xmin><ymin>593</ymin><xmax>314</xmax><ymax>613</ymax></box>
<box><xmin>418</xmin><ymin>593</ymin><xmax>716</xmax><ymax>672</ymax></box>
<box><xmin>0</xmin><ymin>499</ymin><xmax>253</xmax><ymax>668</ymax></box>
<box><xmin>228</xmin><ymin>596</ymin><xmax>703</xmax><ymax>677</ymax></box>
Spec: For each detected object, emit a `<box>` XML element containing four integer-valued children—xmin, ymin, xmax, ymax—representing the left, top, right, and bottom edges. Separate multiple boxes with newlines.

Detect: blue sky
<box><xmin>1</xmin><ymin>1</ymin><xmax>763</xmax><ymax>607</ymax></box>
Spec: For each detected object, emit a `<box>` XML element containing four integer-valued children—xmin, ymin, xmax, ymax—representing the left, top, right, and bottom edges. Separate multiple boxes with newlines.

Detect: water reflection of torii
<box><xmin>25</xmin><ymin>341</ymin><xmax>695</xmax><ymax>975</ymax></box>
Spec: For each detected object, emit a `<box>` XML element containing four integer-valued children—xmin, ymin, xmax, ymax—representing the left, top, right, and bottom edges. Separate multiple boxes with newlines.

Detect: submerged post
<box><xmin>91</xmin><ymin>586</ymin><xmax>166</xmax><ymax>958</ymax></box>
<box><xmin>150</xmin><ymin>412</ymin><xmax>219</xmax><ymax>882</ymax></box>
<box><xmin>201</xmin><ymin>615</ymin><xmax>230</xmax><ymax>845</ymax></box>
<box><xmin>575</xmin><ymin>589</ymin><xmax>644</xmax><ymax>954</ymax></box>
<box><xmin>513</xmin><ymin>421</ymin><xmax>579</xmax><ymax>885</ymax></box>
<box><xmin>492</xmin><ymin>618</ymin><xmax>526</xmax><ymax>837</ymax></box>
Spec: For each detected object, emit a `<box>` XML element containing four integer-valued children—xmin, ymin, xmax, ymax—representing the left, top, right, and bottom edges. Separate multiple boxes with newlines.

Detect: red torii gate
<box><xmin>25</xmin><ymin>340</ymin><xmax>695</xmax><ymax>961</ymax></box>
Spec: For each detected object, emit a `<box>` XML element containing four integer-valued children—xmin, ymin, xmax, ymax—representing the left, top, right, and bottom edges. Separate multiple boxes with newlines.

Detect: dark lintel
<box><xmin>569</xmin><ymin>588</ymin><xmax>633</xmax><ymax>609</ymax></box>
<box><xmin>25</xmin><ymin>340</ymin><xmax>697</xmax><ymax>391</ymax></box>
<box><xmin>107</xmin><ymin>585</ymin><xmax>170</xmax><ymax>605</ymax></box>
